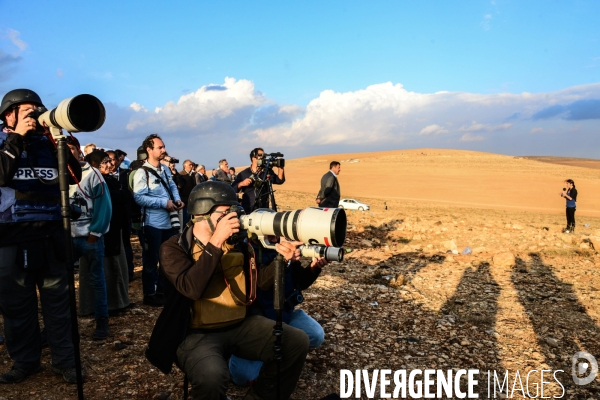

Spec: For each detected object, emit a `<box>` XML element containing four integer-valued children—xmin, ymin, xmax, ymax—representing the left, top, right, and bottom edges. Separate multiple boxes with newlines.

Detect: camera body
<box><xmin>257</xmin><ymin>152</ymin><xmax>285</xmax><ymax>169</ymax></box>
<box><xmin>165</xmin><ymin>156</ymin><xmax>179</xmax><ymax>164</ymax></box>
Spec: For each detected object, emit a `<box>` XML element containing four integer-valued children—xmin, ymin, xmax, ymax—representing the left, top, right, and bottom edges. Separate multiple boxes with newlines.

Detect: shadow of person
<box><xmin>512</xmin><ymin>252</ymin><xmax>600</xmax><ymax>394</ymax></box>
<box><xmin>437</xmin><ymin>261</ymin><xmax>503</xmax><ymax>396</ymax></box>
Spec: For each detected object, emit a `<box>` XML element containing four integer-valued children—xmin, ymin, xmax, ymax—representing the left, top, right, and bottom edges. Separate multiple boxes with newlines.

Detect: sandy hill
<box><xmin>273</xmin><ymin>149</ymin><xmax>600</xmax><ymax>216</ymax></box>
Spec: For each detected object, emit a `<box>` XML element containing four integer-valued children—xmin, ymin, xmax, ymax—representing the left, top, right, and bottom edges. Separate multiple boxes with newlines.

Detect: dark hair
<box><xmin>566</xmin><ymin>179</ymin><xmax>576</xmax><ymax>189</ymax></box>
<box><xmin>250</xmin><ymin>147</ymin><xmax>264</xmax><ymax>160</ymax></box>
<box><xmin>229</xmin><ymin>167</ymin><xmax>235</xmax><ymax>173</ymax></box>
<box><xmin>66</xmin><ymin>136</ymin><xmax>81</xmax><ymax>148</ymax></box>
<box><xmin>106</xmin><ymin>150</ymin><xmax>115</xmax><ymax>157</ymax></box>
<box><xmin>330</xmin><ymin>161</ymin><xmax>340</xmax><ymax>169</ymax></box>
<box><xmin>86</xmin><ymin>149</ymin><xmax>109</xmax><ymax>169</ymax></box>
<box><xmin>130</xmin><ymin>159</ymin><xmax>144</xmax><ymax>171</ymax></box>
<box><xmin>115</xmin><ymin>149</ymin><xmax>127</xmax><ymax>159</ymax></box>
<box><xmin>142</xmin><ymin>133</ymin><xmax>162</xmax><ymax>152</ymax></box>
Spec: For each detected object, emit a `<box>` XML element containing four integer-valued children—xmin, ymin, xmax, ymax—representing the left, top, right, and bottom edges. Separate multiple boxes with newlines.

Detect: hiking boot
<box><xmin>93</xmin><ymin>317</ymin><xmax>109</xmax><ymax>340</ymax></box>
<box><xmin>0</xmin><ymin>366</ymin><xmax>41</xmax><ymax>384</ymax></box>
<box><xmin>143</xmin><ymin>295</ymin><xmax>164</xmax><ymax>307</ymax></box>
<box><xmin>52</xmin><ymin>365</ymin><xmax>86</xmax><ymax>384</ymax></box>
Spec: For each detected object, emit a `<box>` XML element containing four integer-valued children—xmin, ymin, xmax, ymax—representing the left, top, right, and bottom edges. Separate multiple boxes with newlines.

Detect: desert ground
<box><xmin>1</xmin><ymin>149</ymin><xmax>600</xmax><ymax>399</ymax></box>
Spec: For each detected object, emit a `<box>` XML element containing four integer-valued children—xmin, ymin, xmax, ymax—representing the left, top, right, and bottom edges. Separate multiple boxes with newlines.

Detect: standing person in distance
<box><xmin>315</xmin><ymin>161</ymin><xmax>341</xmax><ymax>208</ymax></box>
<box><xmin>232</xmin><ymin>148</ymin><xmax>285</xmax><ymax>214</ymax></box>
<box><xmin>178</xmin><ymin>159</ymin><xmax>196</xmax><ymax>226</ymax></box>
<box><xmin>194</xmin><ymin>164</ymin><xmax>208</xmax><ymax>184</ymax></box>
<box><xmin>560</xmin><ymin>179</ymin><xmax>577</xmax><ymax>233</ymax></box>
<box><xmin>0</xmin><ymin>88</ymin><xmax>82</xmax><ymax>384</ymax></box>
<box><xmin>133</xmin><ymin>134</ymin><xmax>183</xmax><ymax>307</ymax></box>
<box><xmin>215</xmin><ymin>159</ymin><xmax>233</xmax><ymax>184</ymax></box>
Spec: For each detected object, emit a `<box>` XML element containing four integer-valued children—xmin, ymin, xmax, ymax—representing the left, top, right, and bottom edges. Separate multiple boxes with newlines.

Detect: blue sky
<box><xmin>1</xmin><ymin>1</ymin><xmax>599</xmax><ymax>166</ymax></box>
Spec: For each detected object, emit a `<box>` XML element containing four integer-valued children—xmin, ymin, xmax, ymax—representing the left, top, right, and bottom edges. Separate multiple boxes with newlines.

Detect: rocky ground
<box><xmin>1</xmin><ymin>190</ymin><xmax>600</xmax><ymax>399</ymax></box>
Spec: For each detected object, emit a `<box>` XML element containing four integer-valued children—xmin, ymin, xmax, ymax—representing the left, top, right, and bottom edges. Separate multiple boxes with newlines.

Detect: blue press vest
<box><xmin>0</xmin><ymin>131</ymin><xmax>61</xmax><ymax>223</ymax></box>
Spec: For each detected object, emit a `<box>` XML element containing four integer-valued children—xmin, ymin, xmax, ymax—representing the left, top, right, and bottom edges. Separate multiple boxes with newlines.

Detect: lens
<box><xmin>299</xmin><ymin>245</ymin><xmax>344</xmax><ymax>262</ymax></box>
<box><xmin>40</xmin><ymin>94</ymin><xmax>105</xmax><ymax>132</ymax></box>
<box><xmin>240</xmin><ymin>207</ymin><xmax>346</xmax><ymax>247</ymax></box>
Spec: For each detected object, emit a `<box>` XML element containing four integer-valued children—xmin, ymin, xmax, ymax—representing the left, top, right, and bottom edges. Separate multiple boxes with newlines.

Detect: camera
<box><xmin>38</xmin><ymin>94</ymin><xmax>105</xmax><ymax>137</ymax></box>
<box><xmin>240</xmin><ymin>207</ymin><xmax>346</xmax><ymax>261</ymax></box>
<box><xmin>164</xmin><ymin>156</ymin><xmax>179</xmax><ymax>164</ymax></box>
<box><xmin>257</xmin><ymin>152</ymin><xmax>285</xmax><ymax>169</ymax></box>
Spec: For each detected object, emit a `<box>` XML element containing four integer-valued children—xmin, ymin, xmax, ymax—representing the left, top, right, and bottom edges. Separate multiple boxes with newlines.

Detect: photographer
<box><xmin>0</xmin><ymin>89</ymin><xmax>82</xmax><ymax>384</ymax></box>
<box><xmin>232</xmin><ymin>148</ymin><xmax>285</xmax><ymax>214</ymax></box>
<box><xmin>133</xmin><ymin>134</ymin><xmax>183</xmax><ymax>307</ymax></box>
<box><xmin>560</xmin><ymin>179</ymin><xmax>578</xmax><ymax>233</ymax></box>
<box><xmin>229</xmin><ymin>236</ymin><xmax>327</xmax><ymax>387</ymax></box>
<box><xmin>146</xmin><ymin>182</ymin><xmax>309</xmax><ymax>400</ymax></box>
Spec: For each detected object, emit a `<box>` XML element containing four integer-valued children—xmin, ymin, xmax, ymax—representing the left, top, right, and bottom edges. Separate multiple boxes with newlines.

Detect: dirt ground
<box><xmin>1</xmin><ymin>150</ymin><xmax>600</xmax><ymax>399</ymax></box>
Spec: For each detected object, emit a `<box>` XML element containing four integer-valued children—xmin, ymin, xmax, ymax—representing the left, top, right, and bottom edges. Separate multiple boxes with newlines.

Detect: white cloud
<box><xmin>126</xmin><ymin>77</ymin><xmax>268</xmax><ymax>132</ymax></box>
<box><xmin>458</xmin><ymin>121</ymin><xmax>512</xmax><ymax>132</ymax></box>
<box><xmin>530</xmin><ymin>127</ymin><xmax>543</xmax><ymax>134</ymax></box>
<box><xmin>460</xmin><ymin>133</ymin><xmax>485</xmax><ymax>142</ymax></box>
<box><xmin>93</xmin><ymin>79</ymin><xmax>600</xmax><ymax>165</ymax></box>
<box><xmin>129</xmin><ymin>102</ymin><xmax>148</xmax><ymax>112</ymax></box>
<box><xmin>420</xmin><ymin>124</ymin><xmax>448</xmax><ymax>135</ymax></box>
<box><xmin>6</xmin><ymin>28</ymin><xmax>27</xmax><ymax>51</ymax></box>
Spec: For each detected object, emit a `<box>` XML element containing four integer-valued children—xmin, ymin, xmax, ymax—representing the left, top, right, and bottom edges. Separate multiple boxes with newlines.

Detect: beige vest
<box><xmin>190</xmin><ymin>242</ymin><xmax>256</xmax><ymax>329</ymax></box>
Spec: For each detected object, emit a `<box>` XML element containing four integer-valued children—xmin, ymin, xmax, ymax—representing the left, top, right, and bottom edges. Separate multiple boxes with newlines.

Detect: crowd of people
<box><xmin>0</xmin><ymin>88</ymin><xmax>338</xmax><ymax>399</ymax></box>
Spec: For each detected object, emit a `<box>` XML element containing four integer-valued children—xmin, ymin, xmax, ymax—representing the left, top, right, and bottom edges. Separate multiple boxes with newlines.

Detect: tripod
<box><xmin>57</xmin><ymin>136</ymin><xmax>85</xmax><ymax>399</ymax></box>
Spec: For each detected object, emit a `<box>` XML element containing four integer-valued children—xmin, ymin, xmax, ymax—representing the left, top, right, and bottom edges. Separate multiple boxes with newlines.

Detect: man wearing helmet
<box><xmin>0</xmin><ymin>89</ymin><xmax>82</xmax><ymax>384</ymax></box>
<box><xmin>146</xmin><ymin>181</ymin><xmax>309</xmax><ymax>400</ymax></box>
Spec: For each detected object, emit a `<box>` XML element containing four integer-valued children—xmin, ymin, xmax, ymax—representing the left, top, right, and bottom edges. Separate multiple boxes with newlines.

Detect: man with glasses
<box><xmin>68</xmin><ymin>144</ymin><xmax>112</xmax><ymax>341</ymax></box>
<box><xmin>233</xmin><ymin>148</ymin><xmax>285</xmax><ymax>214</ymax></box>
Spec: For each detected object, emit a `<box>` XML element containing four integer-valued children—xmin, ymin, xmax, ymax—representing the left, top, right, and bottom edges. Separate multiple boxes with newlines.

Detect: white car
<box><xmin>338</xmin><ymin>198</ymin><xmax>370</xmax><ymax>211</ymax></box>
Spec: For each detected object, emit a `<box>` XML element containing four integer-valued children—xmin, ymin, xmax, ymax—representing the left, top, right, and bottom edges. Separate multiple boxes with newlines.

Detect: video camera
<box><xmin>228</xmin><ymin>206</ymin><xmax>347</xmax><ymax>262</ymax></box>
<box><xmin>257</xmin><ymin>152</ymin><xmax>285</xmax><ymax>169</ymax></box>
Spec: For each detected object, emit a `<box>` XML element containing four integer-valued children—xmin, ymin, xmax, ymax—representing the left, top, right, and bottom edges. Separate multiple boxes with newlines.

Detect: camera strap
<box><xmin>142</xmin><ymin>166</ymin><xmax>175</xmax><ymax>202</ymax></box>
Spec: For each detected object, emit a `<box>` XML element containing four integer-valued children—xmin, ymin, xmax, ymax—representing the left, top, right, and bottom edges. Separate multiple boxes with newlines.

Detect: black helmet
<box><xmin>188</xmin><ymin>181</ymin><xmax>239</xmax><ymax>215</ymax></box>
<box><xmin>137</xmin><ymin>146</ymin><xmax>147</xmax><ymax>161</ymax></box>
<box><xmin>0</xmin><ymin>89</ymin><xmax>44</xmax><ymax>120</ymax></box>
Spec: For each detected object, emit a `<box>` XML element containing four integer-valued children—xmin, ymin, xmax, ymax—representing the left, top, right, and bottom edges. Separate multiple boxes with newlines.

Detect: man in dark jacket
<box><xmin>0</xmin><ymin>88</ymin><xmax>82</xmax><ymax>384</ymax></box>
<box><xmin>316</xmin><ymin>161</ymin><xmax>341</xmax><ymax>208</ymax></box>
<box><xmin>178</xmin><ymin>159</ymin><xmax>196</xmax><ymax>226</ymax></box>
<box><xmin>146</xmin><ymin>181</ymin><xmax>309</xmax><ymax>400</ymax></box>
<box><xmin>232</xmin><ymin>148</ymin><xmax>285</xmax><ymax>214</ymax></box>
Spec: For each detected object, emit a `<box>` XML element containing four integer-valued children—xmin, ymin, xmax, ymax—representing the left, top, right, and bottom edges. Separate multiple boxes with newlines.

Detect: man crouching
<box><xmin>146</xmin><ymin>181</ymin><xmax>309</xmax><ymax>400</ymax></box>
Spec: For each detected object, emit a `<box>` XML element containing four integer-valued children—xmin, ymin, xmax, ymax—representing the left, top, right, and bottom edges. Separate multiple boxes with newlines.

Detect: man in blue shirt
<box><xmin>133</xmin><ymin>134</ymin><xmax>183</xmax><ymax>307</ymax></box>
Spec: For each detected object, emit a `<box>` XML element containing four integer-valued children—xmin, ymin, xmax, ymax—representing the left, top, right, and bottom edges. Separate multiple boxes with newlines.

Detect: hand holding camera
<box><xmin>209</xmin><ymin>212</ymin><xmax>240</xmax><ymax>248</ymax></box>
<box><xmin>275</xmin><ymin>238</ymin><xmax>303</xmax><ymax>262</ymax></box>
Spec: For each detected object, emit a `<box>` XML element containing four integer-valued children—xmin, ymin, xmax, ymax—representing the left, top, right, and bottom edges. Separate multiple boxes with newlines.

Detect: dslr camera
<box><xmin>257</xmin><ymin>152</ymin><xmax>285</xmax><ymax>169</ymax></box>
<box><xmin>164</xmin><ymin>156</ymin><xmax>179</xmax><ymax>164</ymax></box>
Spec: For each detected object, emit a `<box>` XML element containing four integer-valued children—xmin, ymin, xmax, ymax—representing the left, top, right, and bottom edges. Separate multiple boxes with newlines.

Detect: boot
<box><xmin>93</xmin><ymin>317</ymin><xmax>109</xmax><ymax>340</ymax></box>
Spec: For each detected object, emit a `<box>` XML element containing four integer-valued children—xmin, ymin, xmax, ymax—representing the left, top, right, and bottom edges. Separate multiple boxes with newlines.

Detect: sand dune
<box><xmin>272</xmin><ymin>149</ymin><xmax>600</xmax><ymax>216</ymax></box>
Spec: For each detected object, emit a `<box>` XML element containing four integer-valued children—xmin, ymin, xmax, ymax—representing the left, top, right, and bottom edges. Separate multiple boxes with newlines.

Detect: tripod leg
<box><xmin>57</xmin><ymin>138</ymin><xmax>85</xmax><ymax>399</ymax></box>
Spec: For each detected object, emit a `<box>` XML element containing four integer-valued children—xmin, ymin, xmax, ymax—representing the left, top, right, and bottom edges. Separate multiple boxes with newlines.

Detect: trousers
<box><xmin>228</xmin><ymin>309</ymin><xmax>324</xmax><ymax>386</ymax></box>
<box><xmin>177</xmin><ymin>315</ymin><xmax>309</xmax><ymax>400</ymax></box>
<box><xmin>0</xmin><ymin>240</ymin><xmax>75</xmax><ymax>371</ymax></box>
